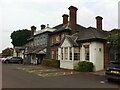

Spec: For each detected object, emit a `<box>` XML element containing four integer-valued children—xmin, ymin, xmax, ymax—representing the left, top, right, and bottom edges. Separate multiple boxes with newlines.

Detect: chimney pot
<box><xmin>62</xmin><ymin>14</ymin><xmax>69</xmax><ymax>25</ymax></box>
<box><xmin>68</xmin><ymin>6</ymin><xmax>78</xmax><ymax>11</ymax></box>
<box><xmin>96</xmin><ymin>16</ymin><xmax>103</xmax><ymax>30</ymax></box>
<box><xmin>31</xmin><ymin>25</ymin><xmax>36</xmax><ymax>37</ymax></box>
<box><xmin>41</xmin><ymin>24</ymin><xmax>46</xmax><ymax>30</ymax></box>
<box><xmin>31</xmin><ymin>25</ymin><xmax>36</xmax><ymax>30</ymax></box>
<box><xmin>47</xmin><ymin>24</ymin><xmax>49</xmax><ymax>27</ymax></box>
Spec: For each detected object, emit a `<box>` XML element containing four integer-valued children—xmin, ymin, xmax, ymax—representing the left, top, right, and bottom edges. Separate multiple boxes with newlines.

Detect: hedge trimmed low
<box><xmin>74</xmin><ymin>61</ymin><xmax>94</xmax><ymax>72</ymax></box>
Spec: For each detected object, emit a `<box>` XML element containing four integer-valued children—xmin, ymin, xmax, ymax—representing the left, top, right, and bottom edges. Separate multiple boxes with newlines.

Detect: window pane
<box><xmin>74</xmin><ymin>53</ymin><xmax>80</xmax><ymax>60</ymax></box>
<box><xmin>74</xmin><ymin>47</ymin><xmax>80</xmax><ymax>60</ymax></box>
<box><xmin>61</xmin><ymin>48</ymin><xmax>63</xmax><ymax>60</ymax></box>
<box><xmin>85</xmin><ymin>46</ymin><xmax>89</xmax><ymax>61</ymax></box>
<box><xmin>70</xmin><ymin>47</ymin><xmax>72</xmax><ymax>60</ymax></box>
<box><xmin>65</xmin><ymin>48</ymin><xmax>68</xmax><ymax>60</ymax></box>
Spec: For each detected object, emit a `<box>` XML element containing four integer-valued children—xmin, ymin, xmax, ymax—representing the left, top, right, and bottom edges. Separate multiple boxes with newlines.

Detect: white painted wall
<box><xmin>90</xmin><ymin>42</ymin><xmax>104</xmax><ymax>71</ymax></box>
<box><xmin>31</xmin><ymin>55</ymin><xmax>34</xmax><ymax>64</ymax></box>
<box><xmin>60</xmin><ymin>60</ymin><xmax>79</xmax><ymax>69</ymax></box>
<box><xmin>13</xmin><ymin>49</ymin><xmax>17</xmax><ymax>57</ymax></box>
<box><xmin>58</xmin><ymin>38</ymin><xmax>72</xmax><ymax>61</ymax></box>
<box><xmin>59</xmin><ymin>38</ymin><xmax>81</xmax><ymax>69</ymax></box>
<box><xmin>80</xmin><ymin>45</ymin><xmax>85</xmax><ymax>61</ymax></box>
<box><xmin>80</xmin><ymin>42</ymin><xmax>104</xmax><ymax>71</ymax></box>
<box><xmin>13</xmin><ymin>49</ymin><xmax>24</xmax><ymax>58</ymax></box>
<box><xmin>20</xmin><ymin>50</ymin><xmax>24</xmax><ymax>58</ymax></box>
<box><xmin>59</xmin><ymin>37</ymin><xmax>104</xmax><ymax>71</ymax></box>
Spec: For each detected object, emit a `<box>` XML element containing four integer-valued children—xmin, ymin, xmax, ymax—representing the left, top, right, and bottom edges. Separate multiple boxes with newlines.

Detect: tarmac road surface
<box><xmin>2</xmin><ymin>63</ymin><xmax>120</xmax><ymax>89</ymax></box>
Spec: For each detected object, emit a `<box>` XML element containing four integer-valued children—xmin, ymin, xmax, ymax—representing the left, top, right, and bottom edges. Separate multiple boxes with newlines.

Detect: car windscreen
<box><xmin>110</xmin><ymin>53</ymin><xmax>120</xmax><ymax>61</ymax></box>
<box><xmin>109</xmin><ymin>62</ymin><xmax>120</xmax><ymax>68</ymax></box>
<box><xmin>115</xmin><ymin>53</ymin><xmax>120</xmax><ymax>60</ymax></box>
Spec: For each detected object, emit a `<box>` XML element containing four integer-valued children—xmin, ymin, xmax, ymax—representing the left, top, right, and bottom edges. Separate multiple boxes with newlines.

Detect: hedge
<box><xmin>74</xmin><ymin>61</ymin><xmax>94</xmax><ymax>72</ymax></box>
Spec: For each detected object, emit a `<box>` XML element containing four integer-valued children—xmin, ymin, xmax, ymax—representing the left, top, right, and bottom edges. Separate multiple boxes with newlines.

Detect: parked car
<box><xmin>3</xmin><ymin>57</ymin><xmax>23</xmax><ymax>64</ymax></box>
<box><xmin>1</xmin><ymin>57</ymin><xmax>7</xmax><ymax>62</ymax></box>
<box><xmin>105</xmin><ymin>61</ymin><xmax>120</xmax><ymax>81</ymax></box>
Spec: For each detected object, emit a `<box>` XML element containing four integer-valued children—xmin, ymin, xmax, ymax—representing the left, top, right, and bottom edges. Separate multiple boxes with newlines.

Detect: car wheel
<box><xmin>18</xmin><ymin>61</ymin><xmax>22</xmax><ymax>64</ymax></box>
<box><xmin>5</xmin><ymin>60</ymin><xmax>9</xmax><ymax>64</ymax></box>
<box><xmin>106</xmin><ymin>77</ymin><xmax>112</xmax><ymax>82</ymax></box>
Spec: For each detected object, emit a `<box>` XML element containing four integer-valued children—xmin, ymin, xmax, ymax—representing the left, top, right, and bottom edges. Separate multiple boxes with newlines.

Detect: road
<box><xmin>2</xmin><ymin>63</ymin><xmax>120</xmax><ymax>89</ymax></box>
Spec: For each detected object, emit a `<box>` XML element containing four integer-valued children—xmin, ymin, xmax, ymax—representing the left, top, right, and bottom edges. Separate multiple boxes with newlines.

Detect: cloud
<box><xmin>77</xmin><ymin>6</ymin><xmax>95</xmax><ymax>27</ymax></box>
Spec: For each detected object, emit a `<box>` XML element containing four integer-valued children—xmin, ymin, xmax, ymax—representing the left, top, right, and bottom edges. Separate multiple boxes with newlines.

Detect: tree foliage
<box><xmin>107</xmin><ymin>29</ymin><xmax>120</xmax><ymax>48</ymax></box>
<box><xmin>2</xmin><ymin>48</ymin><xmax>13</xmax><ymax>57</ymax></box>
<box><xmin>10</xmin><ymin>29</ymin><xmax>31</xmax><ymax>47</ymax></box>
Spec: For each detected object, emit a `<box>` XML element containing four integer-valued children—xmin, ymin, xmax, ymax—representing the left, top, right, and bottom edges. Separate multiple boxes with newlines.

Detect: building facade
<box><xmin>24</xmin><ymin>6</ymin><xmax>110</xmax><ymax>71</ymax></box>
<box><xmin>25</xmin><ymin>25</ymin><xmax>55</xmax><ymax>64</ymax></box>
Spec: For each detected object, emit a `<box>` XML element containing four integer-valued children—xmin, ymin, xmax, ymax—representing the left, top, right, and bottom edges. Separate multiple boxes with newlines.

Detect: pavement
<box><xmin>16</xmin><ymin>64</ymin><xmax>105</xmax><ymax>77</ymax></box>
<box><xmin>90</xmin><ymin>70</ymin><xmax>105</xmax><ymax>76</ymax></box>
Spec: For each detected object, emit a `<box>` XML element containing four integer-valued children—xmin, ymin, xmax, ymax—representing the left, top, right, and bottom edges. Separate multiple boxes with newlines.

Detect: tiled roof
<box><xmin>52</xmin><ymin>22</ymin><xmax>86</xmax><ymax>34</ymax></box>
<box><xmin>53</xmin><ymin>24</ymin><xmax>63</xmax><ymax>29</ymax></box>
<box><xmin>77</xmin><ymin>24</ymin><xmax>87</xmax><ymax>32</ymax></box>
<box><xmin>27</xmin><ymin>37</ymin><xmax>34</xmax><ymax>41</ymax></box>
<box><xmin>53</xmin><ymin>23</ymin><xmax>71</xmax><ymax>33</ymax></box>
<box><xmin>60</xmin><ymin>24</ymin><xmax>110</xmax><ymax>46</ymax></box>
<box><xmin>59</xmin><ymin>23</ymin><xmax>71</xmax><ymax>30</ymax></box>
<box><xmin>32</xmin><ymin>47</ymin><xmax>46</xmax><ymax>54</ymax></box>
<box><xmin>76</xmin><ymin>27</ymin><xmax>110</xmax><ymax>41</ymax></box>
<box><xmin>66</xmin><ymin>35</ymin><xmax>79</xmax><ymax>46</ymax></box>
<box><xmin>54</xmin><ymin>22</ymin><xmax>110</xmax><ymax>46</ymax></box>
<box><xmin>34</xmin><ymin>27</ymin><xmax>56</xmax><ymax>36</ymax></box>
<box><xmin>60</xmin><ymin>35</ymin><xmax>79</xmax><ymax>47</ymax></box>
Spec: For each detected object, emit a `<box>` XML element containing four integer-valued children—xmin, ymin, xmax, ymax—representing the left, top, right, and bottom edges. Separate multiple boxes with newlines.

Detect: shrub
<box><xmin>41</xmin><ymin>60</ymin><xmax>60</xmax><ymax>68</ymax></box>
<box><xmin>50</xmin><ymin>60</ymin><xmax>60</xmax><ymax>68</ymax></box>
<box><xmin>74</xmin><ymin>64</ymin><xmax>80</xmax><ymax>71</ymax></box>
<box><xmin>74</xmin><ymin>61</ymin><xmax>94</xmax><ymax>72</ymax></box>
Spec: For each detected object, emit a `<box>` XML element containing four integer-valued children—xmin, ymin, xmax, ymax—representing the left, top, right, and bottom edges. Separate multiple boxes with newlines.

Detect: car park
<box><xmin>3</xmin><ymin>57</ymin><xmax>23</xmax><ymax>64</ymax></box>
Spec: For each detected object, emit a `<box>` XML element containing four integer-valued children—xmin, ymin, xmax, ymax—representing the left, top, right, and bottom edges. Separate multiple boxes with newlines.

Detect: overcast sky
<box><xmin>0</xmin><ymin>0</ymin><xmax>120</xmax><ymax>53</ymax></box>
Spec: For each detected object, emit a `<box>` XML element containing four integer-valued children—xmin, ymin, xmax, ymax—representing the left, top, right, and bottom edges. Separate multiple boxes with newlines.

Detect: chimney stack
<box><xmin>96</xmin><ymin>16</ymin><xmax>103</xmax><ymax>30</ymax></box>
<box><xmin>68</xmin><ymin>6</ymin><xmax>78</xmax><ymax>34</ymax></box>
<box><xmin>62</xmin><ymin>14</ymin><xmax>69</xmax><ymax>25</ymax></box>
<box><xmin>31</xmin><ymin>25</ymin><xmax>36</xmax><ymax>37</ymax></box>
<box><xmin>41</xmin><ymin>24</ymin><xmax>46</xmax><ymax>30</ymax></box>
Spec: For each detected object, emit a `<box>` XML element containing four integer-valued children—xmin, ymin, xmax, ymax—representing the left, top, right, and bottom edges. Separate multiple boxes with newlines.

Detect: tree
<box><xmin>10</xmin><ymin>29</ymin><xmax>31</xmax><ymax>47</ymax></box>
<box><xmin>2</xmin><ymin>48</ymin><xmax>13</xmax><ymax>57</ymax></box>
<box><xmin>107</xmin><ymin>29</ymin><xmax>120</xmax><ymax>48</ymax></box>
